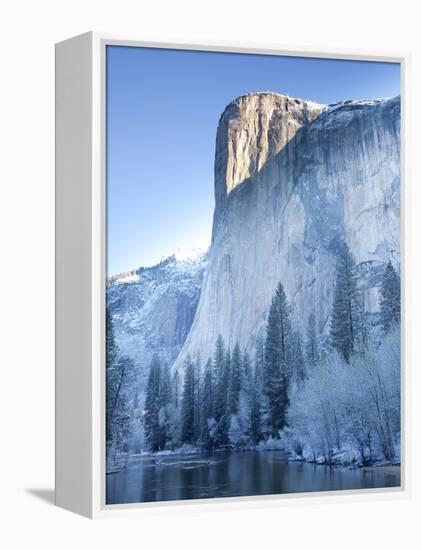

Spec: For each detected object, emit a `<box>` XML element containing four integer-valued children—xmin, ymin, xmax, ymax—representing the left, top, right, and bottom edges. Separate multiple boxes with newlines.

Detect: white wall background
<box><xmin>0</xmin><ymin>0</ymin><xmax>419</xmax><ymax>546</ymax></box>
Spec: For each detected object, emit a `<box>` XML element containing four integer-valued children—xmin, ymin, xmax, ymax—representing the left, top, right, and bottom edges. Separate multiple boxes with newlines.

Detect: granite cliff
<box><xmin>174</xmin><ymin>92</ymin><xmax>400</xmax><ymax>369</ymax></box>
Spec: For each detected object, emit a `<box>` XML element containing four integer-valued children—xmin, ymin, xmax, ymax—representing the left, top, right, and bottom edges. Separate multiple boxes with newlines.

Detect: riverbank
<box><xmin>110</xmin><ymin>446</ymin><xmax>400</xmax><ymax>477</ymax></box>
<box><xmin>106</xmin><ymin>450</ymin><xmax>401</xmax><ymax>505</ymax></box>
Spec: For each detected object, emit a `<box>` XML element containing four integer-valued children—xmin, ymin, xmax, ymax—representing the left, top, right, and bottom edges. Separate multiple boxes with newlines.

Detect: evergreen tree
<box><xmin>106</xmin><ymin>307</ymin><xmax>119</xmax><ymax>444</ymax></box>
<box><xmin>109</xmin><ymin>355</ymin><xmax>136</xmax><ymax>456</ymax></box>
<box><xmin>193</xmin><ymin>358</ymin><xmax>202</xmax><ymax>443</ymax></box>
<box><xmin>250</xmin><ymin>337</ymin><xmax>264</xmax><ymax>443</ymax></box>
<box><xmin>238</xmin><ymin>351</ymin><xmax>253</xmax><ymax>446</ymax></box>
<box><xmin>200</xmin><ymin>358</ymin><xmax>215</xmax><ymax>449</ymax></box>
<box><xmin>157</xmin><ymin>362</ymin><xmax>172</xmax><ymax>450</ymax></box>
<box><xmin>212</xmin><ymin>336</ymin><xmax>230</xmax><ymax>446</ymax></box>
<box><xmin>306</xmin><ymin>311</ymin><xmax>319</xmax><ymax>368</ymax></box>
<box><xmin>181</xmin><ymin>355</ymin><xmax>196</xmax><ymax>444</ymax></box>
<box><xmin>241</xmin><ymin>351</ymin><xmax>252</xmax><ymax>396</ymax></box>
<box><xmin>216</xmin><ymin>347</ymin><xmax>231</xmax><ymax>446</ymax></box>
<box><xmin>291</xmin><ymin>327</ymin><xmax>306</xmax><ymax>384</ymax></box>
<box><xmin>264</xmin><ymin>281</ymin><xmax>292</xmax><ymax>437</ymax></box>
<box><xmin>144</xmin><ymin>355</ymin><xmax>162</xmax><ymax>452</ymax></box>
<box><xmin>379</xmin><ymin>261</ymin><xmax>400</xmax><ymax>334</ymax></box>
<box><xmin>172</xmin><ymin>369</ymin><xmax>180</xmax><ymax>410</ymax></box>
<box><xmin>106</xmin><ymin>306</ymin><xmax>118</xmax><ymax>366</ymax></box>
<box><xmin>213</xmin><ymin>335</ymin><xmax>226</xmax><ymax>422</ymax></box>
<box><xmin>228</xmin><ymin>343</ymin><xmax>242</xmax><ymax>414</ymax></box>
<box><xmin>330</xmin><ymin>242</ymin><xmax>362</xmax><ymax>363</ymax></box>
<box><xmin>105</xmin><ymin>308</ymin><xmax>137</xmax><ymax>462</ymax></box>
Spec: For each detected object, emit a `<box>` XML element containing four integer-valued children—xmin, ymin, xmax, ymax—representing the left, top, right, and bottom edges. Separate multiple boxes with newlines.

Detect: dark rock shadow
<box><xmin>25</xmin><ymin>488</ymin><xmax>55</xmax><ymax>505</ymax></box>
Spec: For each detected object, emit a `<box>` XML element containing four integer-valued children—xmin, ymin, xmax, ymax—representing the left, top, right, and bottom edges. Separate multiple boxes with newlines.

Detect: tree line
<box><xmin>107</xmin><ymin>242</ymin><xmax>401</xmax><ymax>466</ymax></box>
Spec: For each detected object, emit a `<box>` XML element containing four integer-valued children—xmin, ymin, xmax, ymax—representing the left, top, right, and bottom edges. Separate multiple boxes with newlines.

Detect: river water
<box><xmin>106</xmin><ymin>450</ymin><xmax>400</xmax><ymax>505</ymax></box>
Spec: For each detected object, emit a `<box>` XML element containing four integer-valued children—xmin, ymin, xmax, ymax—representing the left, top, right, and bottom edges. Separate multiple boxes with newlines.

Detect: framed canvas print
<box><xmin>55</xmin><ymin>32</ymin><xmax>409</xmax><ymax>518</ymax></box>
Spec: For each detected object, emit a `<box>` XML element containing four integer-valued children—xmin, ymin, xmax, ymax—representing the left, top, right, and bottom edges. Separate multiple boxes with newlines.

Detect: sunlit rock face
<box><xmin>214</xmin><ymin>93</ymin><xmax>325</xmax><ymax>208</ymax></box>
<box><xmin>174</xmin><ymin>92</ymin><xmax>400</xmax><ymax>370</ymax></box>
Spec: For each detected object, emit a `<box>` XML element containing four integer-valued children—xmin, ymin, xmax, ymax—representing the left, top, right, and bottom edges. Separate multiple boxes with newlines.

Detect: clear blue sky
<box><xmin>106</xmin><ymin>46</ymin><xmax>400</xmax><ymax>276</ymax></box>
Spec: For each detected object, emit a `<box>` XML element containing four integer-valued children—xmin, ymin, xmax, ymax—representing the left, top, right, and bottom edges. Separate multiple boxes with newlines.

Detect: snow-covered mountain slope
<box><xmin>107</xmin><ymin>248</ymin><xmax>208</xmax><ymax>371</ymax></box>
<box><xmin>174</xmin><ymin>92</ymin><xmax>400</xmax><ymax>370</ymax></box>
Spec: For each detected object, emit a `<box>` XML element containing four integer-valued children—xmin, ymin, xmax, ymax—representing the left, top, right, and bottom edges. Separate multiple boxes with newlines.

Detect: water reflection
<box><xmin>106</xmin><ymin>451</ymin><xmax>400</xmax><ymax>505</ymax></box>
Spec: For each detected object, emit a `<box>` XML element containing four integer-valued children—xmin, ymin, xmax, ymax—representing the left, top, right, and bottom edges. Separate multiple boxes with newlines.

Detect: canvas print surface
<box><xmin>105</xmin><ymin>46</ymin><xmax>401</xmax><ymax>505</ymax></box>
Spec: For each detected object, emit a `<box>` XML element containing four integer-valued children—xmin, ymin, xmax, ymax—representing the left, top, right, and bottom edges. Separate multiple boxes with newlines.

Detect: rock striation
<box><xmin>174</xmin><ymin>92</ymin><xmax>400</xmax><ymax>370</ymax></box>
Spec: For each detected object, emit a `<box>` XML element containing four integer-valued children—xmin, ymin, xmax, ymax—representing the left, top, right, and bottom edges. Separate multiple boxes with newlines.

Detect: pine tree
<box><xmin>241</xmin><ymin>351</ymin><xmax>252</xmax><ymax>396</ymax></box>
<box><xmin>217</xmin><ymin>348</ymin><xmax>231</xmax><ymax>445</ymax></box>
<box><xmin>106</xmin><ymin>306</ymin><xmax>118</xmax><ymax>367</ymax></box>
<box><xmin>264</xmin><ymin>281</ymin><xmax>291</xmax><ymax>437</ymax></box>
<box><xmin>250</xmin><ymin>337</ymin><xmax>264</xmax><ymax>443</ymax></box>
<box><xmin>291</xmin><ymin>326</ymin><xmax>306</xmax><ymax>383</ymax></box>
<box><xmin>105</xmin><ymin>311</ymin><xmax>136</xmax><ymax>460</ymax></box>
<box><xmin>228</xmin><ymin>343</ymin><xmax>242</xmax><ymax>414</ymax></box>
<box><xmin>306</xmin><ymin>311</ymin><xmax>319</xmax><ymax>368</ymax></box>
<box><xmin>172</xmin><ymin>369</ymin><xmax>180</xmax><ymax>410</ymax></box>
<box><xmin>238</xmin><ymin>351</ymin><xmax>253</xmax><ymax>446</ymax></box>
<box><xmin>106</xmin><ymin>307</ymin><xmax>119</xmax><ymax>444</ymax></box>
<box><xmin>181</xmin><ymin>355</ymin><xmax>196</xmax><ymax>444</ymax></box>
<box><xmin>330</xmin><ymin>242</ymin><xmax>362</xmax><ymax>363</ymax></box>
<box><xmin>144</xmin><ymin>355</ymin><xmax>162</xmax><ymax>452</ymax></box>
<box><xmin>158</xmin><ymin>362</ymin><xmax>172</xmax><ymax>450</ymax></box>
<box><xmin>200</xmin><ymin>358</ymin><xmax>214</xmax><ymax>449</ymax></box>
<box><xmin>193</xmin><ymin>358</ymin><xmax>202</xmax><ymax>443</ymax></box>
<box><xmin>379</xmin><ymin>261</ymin><xmax>400</xmax><ymax>334</ymax></box>
<box><xmin>109</xmin><ymin>355</ymin><xmax>136</xmax><ymax>457</ymax></box>
<box><xmin>213</xmin><ymin>335</ymin><xmax>226</xmax><ymax>422</ymax></box>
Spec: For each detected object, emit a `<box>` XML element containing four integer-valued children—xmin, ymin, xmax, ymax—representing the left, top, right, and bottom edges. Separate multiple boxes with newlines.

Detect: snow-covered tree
<box><xmin>379</xmin><ymin>261</ymin><xmax>400</xmax><ymax>334</ymax></box>
<box><xmin>157</xmin><ymin>362</ymin><xmax>172</xmax><ymax>450</ymax></box>
<box><xmin>200</xmin><ymin>358</ymin><xmax>215</xmax><ymax>449</ymax></box>
<box><xmin>212</xmin><ymin>336</ymin><xmax>231</xmax><ymax>446</ymax></box>
<box><xmin>290</xmin><ymin>325</ymin><xmax>306</xmax><ymax>384</ymax></box>
<box><xmin>306</xmin><ymin>311</ymin><xmax>319</xmax><ymax>368</ymax></box>
<box><xmin>193</xmin><ymin>357</ymin><xmax>202</xmax><ymax>443</ymax></box>
<box><xmin>217</xmin><ymin>348</ymin><xmax>231</xmax><ymax>445</ymax></box>
<box><xmin>144</xmin><ymin>354</ymin><xmax>162</xmax><ymax>452</ymax></box>
<box><xmin>172</xmin><ymin>369</ymin><xmax>181</xmax><ymax>410</ymax></box>
<box><xmin>228</xmin><ymin>343</ymin><xmax>242</xmax><ymax>414</ymax></box>
<box><xmin>181</xmin><ymin>355</ymin><xmax>196</xmax><ymax>444</ymax></box>
<box><xmin>330</xmin><ymin>242</ymin><xmax>362</xmax><ymax>362</ymax></box>
<box><xmin>106</xmin><ymin>354</ymin><xmax>136</xmax><ymax>466</ymax></box>
<box><xmin>228</xmin><ymin>415</ymin><xmax>242</xmax><ymax>447</ymax></box>
<box><xmin>287</xmin><ymin>327</ymin><xmax>400</xmax><ymax>465</ymax></box>
<box><xmin>241</xmin><ymin>351</ymin><xmax>252</xmax><ymax>397</ymax></box>
<box><xmin>106</xmin><ymin>307</ymin><xmax>119</xmax><ymax>445</ymax></box>
<box><xmin>249</xmin><ymin>339</ymin><xmax>263</xmax><ymax>443</ymax></box>
<box><xmin>213</xmin><ymin>335</ymin><xmax>226</xmax><ymax>422</ymax></box>
<box><xmin>264</xmin><ymin>281</ymin><xmax>291</xmax><ymax>437</ymax></box>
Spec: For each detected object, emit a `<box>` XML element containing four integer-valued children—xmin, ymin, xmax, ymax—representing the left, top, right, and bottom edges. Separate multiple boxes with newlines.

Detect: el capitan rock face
<box><xmin>174</xmin><ymin>92</ymin><xmax>400</xmax><ymax>370</ymax></box>
<box><xmin>214</xmin><ymin>93</ymin><xmax>325</xmax><ymax>209</ymax></box>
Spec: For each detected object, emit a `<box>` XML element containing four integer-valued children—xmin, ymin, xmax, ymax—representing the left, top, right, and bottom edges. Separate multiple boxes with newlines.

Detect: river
<box><xmin>106</xmin><ymin>450</ymin><xmax>400</xmax><ymax>505</ymax></box>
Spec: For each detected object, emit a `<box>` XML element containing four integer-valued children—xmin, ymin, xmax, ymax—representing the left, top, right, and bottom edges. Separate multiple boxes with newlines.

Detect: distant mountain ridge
<box><xmin>107</xmin><ymin>248</ymin><xmax>208</xmax><ymax>374</ymax></box>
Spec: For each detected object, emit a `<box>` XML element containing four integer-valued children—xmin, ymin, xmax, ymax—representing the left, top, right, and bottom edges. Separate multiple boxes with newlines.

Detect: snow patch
<box><xmin>114</xmin><ymin>272</ymin><xmax>140</xmax><ymax>285</ymax></box>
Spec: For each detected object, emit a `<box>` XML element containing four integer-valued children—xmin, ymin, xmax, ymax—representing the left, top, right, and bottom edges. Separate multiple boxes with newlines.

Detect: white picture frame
<box><xmin>55</xmin><ymin>31</ymin><xmax>410</xmax><ymax>518</ymax></box>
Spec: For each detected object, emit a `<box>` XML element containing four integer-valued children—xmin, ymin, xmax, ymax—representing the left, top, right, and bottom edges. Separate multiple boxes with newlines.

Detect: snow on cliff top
<box><xmin>220</xmin><ymin>91</ymin><xmax>398</xmax><ymax>125</ymax></box>
<box><xmin>219</xmin><ymin>91</ymin><xmax>325</xmax><ymax>123</ymax></box>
